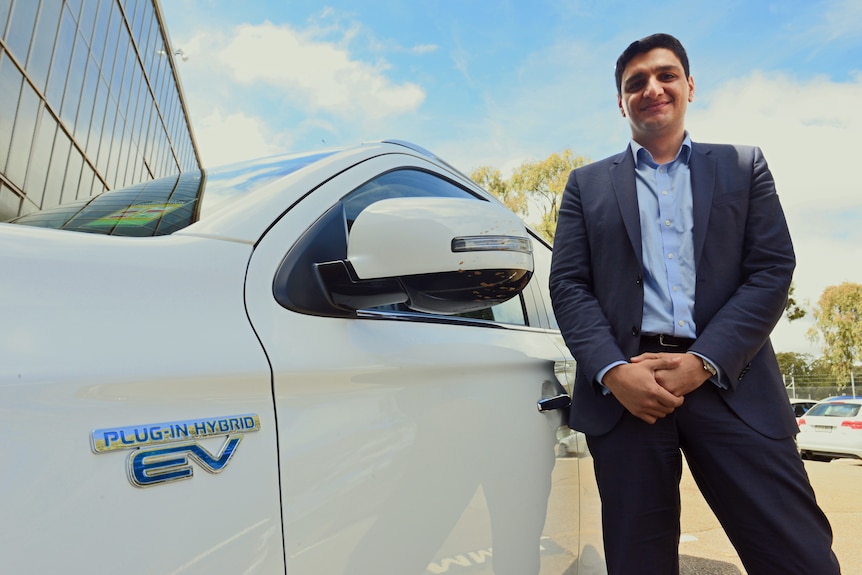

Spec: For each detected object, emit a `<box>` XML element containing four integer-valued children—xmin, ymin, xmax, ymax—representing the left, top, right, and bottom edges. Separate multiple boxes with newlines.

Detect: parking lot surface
<box><xmin>679</xmin><ymin>457</ymin><xmax>861</xmax><ymax>574</ymax></box>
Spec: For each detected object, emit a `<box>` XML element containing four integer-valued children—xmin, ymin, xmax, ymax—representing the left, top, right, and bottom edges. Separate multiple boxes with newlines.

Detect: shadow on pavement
<box><xmin>680</xmin><ymin>555</ymin><xmax>743</xmax><ymax>574</ymax></box>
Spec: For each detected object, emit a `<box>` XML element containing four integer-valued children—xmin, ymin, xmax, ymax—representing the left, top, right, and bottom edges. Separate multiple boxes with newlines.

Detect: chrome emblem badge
<box><xmin>91</xmin><ymin>414</ymin><xmax>260</xmax><ymax>487</ymax></box>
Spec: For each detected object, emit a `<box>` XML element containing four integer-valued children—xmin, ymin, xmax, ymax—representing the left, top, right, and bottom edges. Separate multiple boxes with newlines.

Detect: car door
<box><xmin>244</xmin><ymin>153</ymin><xmax>585</xmax><ymax>574</ymax></box>
<box><xmin>527</xmin><ymin>236</ymin><xmax>607</xmax><ymax>575</ymax></box>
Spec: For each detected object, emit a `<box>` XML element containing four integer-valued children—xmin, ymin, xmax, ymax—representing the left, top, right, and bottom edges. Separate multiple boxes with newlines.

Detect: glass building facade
<box><xmin>0</xmin><ymin>0</ymin><xmax>200</xmax><ymax>222</ymax></box>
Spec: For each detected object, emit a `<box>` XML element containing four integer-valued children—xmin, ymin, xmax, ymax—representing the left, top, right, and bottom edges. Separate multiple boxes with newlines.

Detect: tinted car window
<box><xmin>343</xmin><ymin>168</ymin><xmax>475</xmax><ymax>228</ymax></box>
<box><xmin>528</xmin><ymin>237</ymin><xmax>557</xmax><ymax>330</ymax></box>
<box><xmin>792</xmin><ymin>402</ymin><xmax>814</xmax><ymax>417</ymax></box>
<box><xmin>10</xmin><ymin>172</ymin><xmax>202</xmax><ymax>236</ymax></box>
<box><xmin>10</xmin><ymin>150</ymin><xmax>336</xmax><ymax>236</ymax></box>
<box><xmin>807</xmin><ymin>403</ymin><xmax>861</xmax><ymax>417</ymax></box>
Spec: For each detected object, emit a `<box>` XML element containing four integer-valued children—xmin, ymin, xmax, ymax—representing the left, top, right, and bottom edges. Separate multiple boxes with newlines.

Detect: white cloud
<box><xmin>409</xmin><ymin>44</ymin><xmax>439</xmax><ymax>55</ymax></box>
<box><xmin>688</xmin><ymin>71</ymin><xmax>862</xmax><ymax>354</ymax></box>
<box><xmin>192</xmin><ymin>108</ymin><xmax>290</xmax><ymax>167</ymax></box>
<box><xmin>213</xmin><ymin>22</ymin><xmax>425</xmax><ymax>119</ymax></box>
<box><xmin>810</xmin><ymin>0</ymin><xmax>862</xmax><ymax>43</ymax></box>
<box><xmin>689</xmin><ymin>71</ymin><xmax>861</xmax><ymax>210</ymax></box>
<box><xmin>169</xmin><ymin>16</ymin><xmax>429</xmax><ymax>163</ymax></box>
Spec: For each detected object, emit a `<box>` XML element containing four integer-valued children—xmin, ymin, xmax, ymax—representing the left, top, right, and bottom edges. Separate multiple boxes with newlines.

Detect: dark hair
<box><xmin>615</xmin><ymin>33</ymin><xmax>690</xmax><ymax>95</ymax></box>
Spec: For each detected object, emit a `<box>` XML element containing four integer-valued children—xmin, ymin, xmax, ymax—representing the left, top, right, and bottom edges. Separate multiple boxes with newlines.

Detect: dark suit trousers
<box><xmin>586</xmin><ymin>364</ymin><xmax>840</xmax><ymax>574</ymax></box>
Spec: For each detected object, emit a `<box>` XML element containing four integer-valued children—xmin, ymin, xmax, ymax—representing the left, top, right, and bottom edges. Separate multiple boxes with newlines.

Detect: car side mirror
<box><xmin>275</xmin><ymin>196</ymin><xmax>533</xmax><ymax>318</ymax></box>
<box><xmin>324</xmin><ymin>197</ymin><xmax>533</xmax><ymax>315</ymax></box>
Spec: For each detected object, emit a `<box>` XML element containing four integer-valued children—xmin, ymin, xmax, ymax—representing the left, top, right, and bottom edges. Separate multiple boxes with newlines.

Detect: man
<box><xmin>549</xmin><ymin>33</ymin><xmax>840</xmax><ymax>574</ymax></box>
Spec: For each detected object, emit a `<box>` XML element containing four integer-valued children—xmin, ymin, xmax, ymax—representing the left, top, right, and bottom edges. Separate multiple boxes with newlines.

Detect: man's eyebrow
<box><xmin>653</xmin><ymin>64</ymin><xmax>683</xmax><ymax>74</ymax></box>
<box><xmin>624</xmin><ymin>72</ymin><xmax>647</xmax><ymax>86</ymax></box>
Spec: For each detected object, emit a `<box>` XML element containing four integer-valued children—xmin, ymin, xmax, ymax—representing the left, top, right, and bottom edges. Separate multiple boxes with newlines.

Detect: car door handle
<box><xmin>537</xmin><ymin>393</ymin><xmax>571</xmax><ymax>412</ymax></box>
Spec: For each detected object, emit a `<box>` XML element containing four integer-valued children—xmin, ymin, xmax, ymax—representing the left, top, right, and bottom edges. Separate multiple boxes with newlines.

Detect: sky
<box><xmin>160</xmin><ymin>0</ymin><xmax>862</xmax><ymax>356</ymax></box>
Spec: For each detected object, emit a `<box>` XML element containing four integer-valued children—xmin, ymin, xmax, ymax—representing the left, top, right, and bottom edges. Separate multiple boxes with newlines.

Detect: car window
<box><xmin>10</xmin><ymin>171</ymin><xmax>202</xmax><ymax>236</ymax></box>
<box><xmin>344</xmin><ymin>168</ymin><xmax>528</xmax><ymax>327</ymax></box>
<box><xmin>343</xmin><ymin>168</ymin><xmax>475</xmax><ymax>228</ymax></box>
<box><xmin>9</xmin><ymin>151</ymin><xmax>336</xmax><ymax>236</ymax></box>
<box><xmin>526</xmin><ymin>236</ymin><xmax>558</xmax><ymax>330</ymax></box>
<box><xmin>792</xmin><ymin>403</ymin><xmax>813</xmax><ymax>417</ymax></box>
<box><xmin>807</xmin><ymin>403</ymin><xmax>861</xmax><ymax>417</ymax></box>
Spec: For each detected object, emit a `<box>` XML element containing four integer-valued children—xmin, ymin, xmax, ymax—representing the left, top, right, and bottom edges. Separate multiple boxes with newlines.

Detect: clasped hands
<box><xmin>603</xmin><ymin>352</ymin><xmax>712</xmax><ymax>424</ymax></box>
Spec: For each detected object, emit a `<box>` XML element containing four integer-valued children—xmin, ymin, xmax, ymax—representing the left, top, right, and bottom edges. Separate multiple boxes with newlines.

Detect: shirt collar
<box><xmin>630</xmin><ymin>132</ymin><xmax>692</xmax><ymax>167</ymax></box>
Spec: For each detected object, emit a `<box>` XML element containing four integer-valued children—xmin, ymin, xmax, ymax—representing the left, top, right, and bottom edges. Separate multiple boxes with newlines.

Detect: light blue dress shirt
<box><xmin>632</xmin><ymin>135</ymin><xmax>696</xmax><ymax>338</ymax></box>
<box><xmin>597</xmin><ymin>134</ymin><xmax>721</xmax><ymax>388</ymax></box>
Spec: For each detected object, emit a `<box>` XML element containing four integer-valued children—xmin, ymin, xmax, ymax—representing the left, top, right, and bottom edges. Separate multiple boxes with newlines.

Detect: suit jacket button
<box><xmin>632</xmin><ymin>326</ymin><xmax>640</xmax><ymax>336</ymax></box>
<box><xmin>636</xmin><ymin>275</ymin><xmax>642</xmax><ymax>285</ymax></box>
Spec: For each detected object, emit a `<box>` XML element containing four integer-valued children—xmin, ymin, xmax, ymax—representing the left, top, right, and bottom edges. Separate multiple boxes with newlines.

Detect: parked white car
<box><xmin>797</xmin><ymin>397</ymin><xmax>862</xmax><ymax>461</ymax></box>
<box><xmin>0</xmin><ymin>141</ymin><xmax>604</xmax><ymax>575</ymax></box>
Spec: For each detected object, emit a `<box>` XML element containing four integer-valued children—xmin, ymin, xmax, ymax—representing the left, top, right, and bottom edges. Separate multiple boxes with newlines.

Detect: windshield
<box><xmin>9</xmin><ymin>150</ymin><xmax>336</xmax><ymax>236</ymax></box>
<box><xmin>10</xmin><ymin>172</ymin><xmax>203</xmax><ymax>236</ymax></box>
<box><xmin>806</xmin><ymin>402</ymin><xmax>861</xmax><ymax>418</ymax></box>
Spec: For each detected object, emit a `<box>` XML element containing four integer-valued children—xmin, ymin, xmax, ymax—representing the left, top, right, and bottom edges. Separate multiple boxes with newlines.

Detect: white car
<box><xmin>797</xmin><ymin>397</ymin><xmax>862</xmax><ymax>461</ymax></box>
<box><xmin>0</xmin><ymin>141</ymin><xmax>604</xmax><ymax>574</ymax></box>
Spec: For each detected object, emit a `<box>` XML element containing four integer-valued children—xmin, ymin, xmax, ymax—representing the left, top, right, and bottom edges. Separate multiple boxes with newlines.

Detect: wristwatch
<box><xmin>701</xmin><ymin>357</ymin><xmax>717</xmax><ymax>377</ymax></box>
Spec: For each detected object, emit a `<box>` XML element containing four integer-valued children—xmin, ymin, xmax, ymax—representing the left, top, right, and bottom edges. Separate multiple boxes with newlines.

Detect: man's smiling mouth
<box><xmin>643</xmin><ymin>101</ymin><xmax>670</xmax><ymax>112</ymax></box>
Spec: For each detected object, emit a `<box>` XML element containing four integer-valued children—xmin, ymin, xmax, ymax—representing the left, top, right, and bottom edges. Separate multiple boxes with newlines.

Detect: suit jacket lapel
<box><xmin>609</xmin><ymin>147</ymin><xmax>643</xmax><ymax>268</ymax></box>
<box><xmin>690</xmin><ymin>143</ymin><xmax>716</xmax><ymax>267</ymax></box>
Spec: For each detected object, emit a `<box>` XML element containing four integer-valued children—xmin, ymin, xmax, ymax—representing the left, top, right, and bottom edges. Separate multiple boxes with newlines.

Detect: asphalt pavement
<box><xmin>679</xmin><ymin>457</ymin><xmax>861</xmax><ymax>574</ymax></box>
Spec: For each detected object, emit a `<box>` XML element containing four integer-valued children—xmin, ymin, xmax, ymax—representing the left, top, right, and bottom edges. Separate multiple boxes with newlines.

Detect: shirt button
<box><xmin>665</xmin><ymin>219</ymin><xmax>671</xmax><ymax>226</ymax></box>
<box><xmin>662</xmin><ymin>190</ymin><xmax>668</xmax><ymax>196</ymax></box>
<box><xmin>672</xmin><ymin>286</ymin><xmax>679</xmax><ymax>292</ymax></box>
<box><xmin>678</xmin><ymin>320</ymin><xmax>685</xmax><ymax>327</ymax></box>
<box><xmin>668</xmin><ymin>253</ymin><xmax>674</xmax><ymax>259</ymax></box>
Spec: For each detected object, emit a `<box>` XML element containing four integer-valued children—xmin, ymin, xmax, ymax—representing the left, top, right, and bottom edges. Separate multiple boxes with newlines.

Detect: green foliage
<box><xmin>510</xmin><ymin>149</ymin><xmax>588</xmax><ymax>242</ymax></box>
<box><xmin>775</xmin><ymin>352</ymin><xmax>858</xmax><ymax>394</ymax></box>
<box><xmin>470</xmin><ymin>166</ymin><xmax>526</xmax><ymax>216</ymax></box>
<box><xmin>808</xmin><ymin>282</ymin><xmax>862</xmax><ymax>387</ymax></box>
<box><xmin>470</xmin><ymin>149</ymin><xmax>589</xmax><ymax>242</ymax></box>
<box><xmin>784</xmin><ymin>282</ymin><xmax>806</xmax><ymax>322</ymax></box>
<box><xmin>776</xmin><ymin>351</ymin><xmax>815</xmax><ymax>379</ymax></box>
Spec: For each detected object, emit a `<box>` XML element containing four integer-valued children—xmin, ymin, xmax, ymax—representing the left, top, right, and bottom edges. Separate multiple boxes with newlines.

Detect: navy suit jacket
<box><xmin>549</xmin><ymin>142</ymin><xmax>799</xmax><ymax>439</ymax></box>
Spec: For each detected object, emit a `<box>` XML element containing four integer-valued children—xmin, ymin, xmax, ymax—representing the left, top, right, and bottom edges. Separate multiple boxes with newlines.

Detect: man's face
<box><xmin>617</xmin><ymin>48</ymin><xmax>695</xmax><ymax>142</ymax></box>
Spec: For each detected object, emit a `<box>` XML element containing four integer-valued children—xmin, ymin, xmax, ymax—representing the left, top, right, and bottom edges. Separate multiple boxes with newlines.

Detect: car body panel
<box><xmin>0</xmin><ymin>225</ymin><xmax>284</xmax><ymax>573</ymax></box>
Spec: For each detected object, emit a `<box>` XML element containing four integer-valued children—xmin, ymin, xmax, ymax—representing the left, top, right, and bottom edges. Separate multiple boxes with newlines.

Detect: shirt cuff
<box><xmin>596</xmin><ymin>361</ymin><xmax>628</xmax><ymax>395</ymax></box>
<box><xmin>687</xmin><ymin>351</ymin><xmax>726</xmax><ymax>389</ymax></box>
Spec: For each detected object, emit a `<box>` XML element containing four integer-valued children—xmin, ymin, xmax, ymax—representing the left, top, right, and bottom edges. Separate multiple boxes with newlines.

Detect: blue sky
<box><xmin>161</xmin><ymin>0</ymin><xmax>862</xmax><ymax>355</ymax></box>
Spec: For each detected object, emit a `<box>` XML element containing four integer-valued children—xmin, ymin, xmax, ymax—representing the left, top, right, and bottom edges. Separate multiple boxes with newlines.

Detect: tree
<box><xmin>470</xmin><ymin>166</ymin><xmax>526</xmax><ymax>217</ymax></box>
<box><xmin>776</xmin><ymin>351</ymin><xmax>815</xmax><ymax>379</ymax></box>
<box><xmin>776</xmin><ymin>352</ymin><xmax>838</xmax><ymax>389</ymax></box>
<box><xmin>509</xmin><ymin>149</ymin><xmax>588</xmax><ymax>242</ymax></box>
<box><xmin>784</xmin><ymin>282</ymin><xmax>806</xmax><ymax>322</ymax></box>
<box><xmin>470</xmin><ymin>150</ymin><xmax>590</xmax><ymax>242</ymax></box>
<box><xmin>808</xmin><ymin>282</ymin><xmax>862</xmax><ymax>387</ymax></box>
